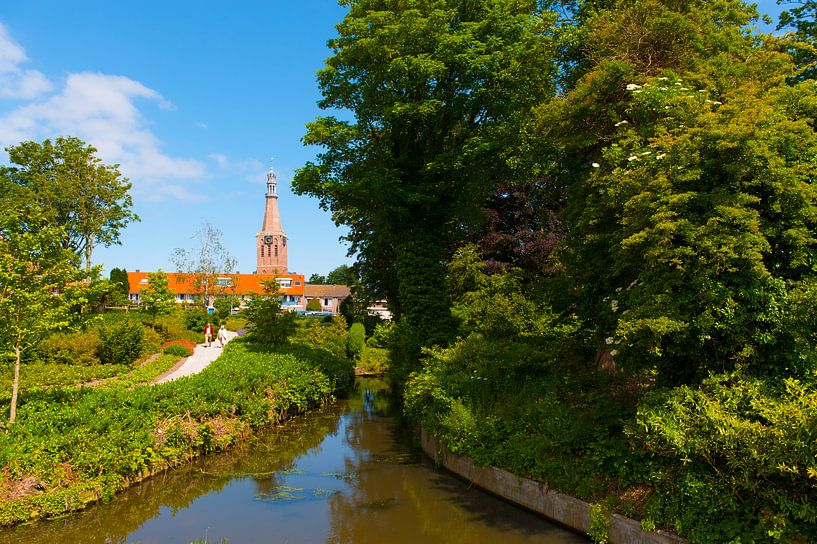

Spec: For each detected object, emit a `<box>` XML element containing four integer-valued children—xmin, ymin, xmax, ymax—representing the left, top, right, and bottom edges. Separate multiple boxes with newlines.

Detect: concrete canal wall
<box><xmin>420</xmin><ymin>430</ymin><xmax>687</xmax><ymax>544</ymax></box>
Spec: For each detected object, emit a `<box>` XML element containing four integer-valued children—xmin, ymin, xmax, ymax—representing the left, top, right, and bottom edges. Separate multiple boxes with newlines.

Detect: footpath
<box><xmin>155</xmin><ymin>330</ymin><xmax>238</xmax><ymax>383</ymax></box>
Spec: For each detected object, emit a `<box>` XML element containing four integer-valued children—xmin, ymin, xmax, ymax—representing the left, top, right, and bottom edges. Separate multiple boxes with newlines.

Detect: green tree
<box><xmin>109</xmin><ymin>267</ymin><xmax>130</xmax><ymax>296</ymax></box>
<box><xmin>530</xmin><ymin>0</ymin><xmax>817</xmax><ymax>384</ymax></box>
<box><xmin>308</xmin><ymin>273</ymin><xmax>326</xmax><ymax>285</ymax></box>
<box><xmin>0</xmin><ymin>208</ymin><xmax>87</xmax><ymax>425</ymax></box>
<box><xmin>326</xmin><ymin>264</ymin><xmax>355</xmax><ymax>286</ymax></box>
<box><xmin>3</xmin><ymin>137</ymin><xmax>139</xmax><ymax>271</ymax></box>
<box><xmin>244</xmin><ymin>279</ymin><xmax>295</xmax><ymax>348</ymax></box>
<box><xmin>306</xmin><ymin>298</ymin><xmax>322</xmax><ymax>311</ymax></box>
<box><xmin>141</xmin><ymin>269</ymin><xmax>175</xmax><ymax>328</ymax></box>
<box><xmin>294</xmin><ymin>0</ymin><xmax>557</xmax><ymax>352</ymax></box>
<box><xmin>172</xmin><ymin>221</ymin><xmax>236</xmax><ymax>308</ymax></box>
<box><xmin>777</xmin><ymin>0</ymin><xmax>817</xmax><ymax>80</ymax></box>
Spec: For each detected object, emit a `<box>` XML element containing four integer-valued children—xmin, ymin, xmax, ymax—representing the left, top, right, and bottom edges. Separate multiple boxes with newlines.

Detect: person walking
<box><xmin>217</xmin><ymin>325</ymin><xmax>227</xmax><ymax>348</ymax></box>
<box><xmin>204</xmin><ymin>322</ymin><xmax>213</xmax><ymax>347</ymax></box>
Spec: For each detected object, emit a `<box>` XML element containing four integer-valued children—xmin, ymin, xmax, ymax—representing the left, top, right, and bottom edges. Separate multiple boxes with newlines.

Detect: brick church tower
<box><xmin>256</xmin><ymin>168</ymin><xmax>288</xmax><ymax>274</ymax></box>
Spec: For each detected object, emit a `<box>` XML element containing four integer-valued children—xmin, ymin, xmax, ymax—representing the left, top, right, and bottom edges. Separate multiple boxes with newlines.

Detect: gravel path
<box><xmin>156</xmin><ymin>330</ymin><xmax>238</xmax><ymax>383</ymax></box>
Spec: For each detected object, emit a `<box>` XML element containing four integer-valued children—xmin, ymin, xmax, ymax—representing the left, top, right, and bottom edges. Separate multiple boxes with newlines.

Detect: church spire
<box><xmin>257</xmin><ymin>165</ymin><xmax>288</xmax><ymax>274</ymax></box>
<box><xmin>266</xmin><ymin>167</ymin><xmax>277</xmax><ymax>197</ymax></box>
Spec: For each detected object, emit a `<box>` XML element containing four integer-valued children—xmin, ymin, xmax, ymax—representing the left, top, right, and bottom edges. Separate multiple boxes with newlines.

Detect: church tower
<box><xmin>256</xmin><ymin>168</ymin><xmax>288</xmax><ymax>274</ymax></box>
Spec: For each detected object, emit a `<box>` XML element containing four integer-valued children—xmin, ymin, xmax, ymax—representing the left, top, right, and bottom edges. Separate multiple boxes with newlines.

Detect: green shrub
<box><xmin>142</xmin><ymin>327</ymin><xmax>163</xmax><ymax>357</ymax></box>
<box><xmin>632</xmin><ymin>373</ymin><xmax>817</xmax><ymax>542</ymax></box>
<box><xmin>39</xmin><ymin>330</ymin><xmax>101</xmax><ymax>366</ymax></box>
<box><xmin>306</xmin><ymin>298</ymin><xmax>322</xmax><ymax>311</ymax></box>
<box><xmin>163</xmin><ymin>344</ymin><xmax>192</xmax><ymax>357</ymax></box>
<box><xmin>347</xmin><ymin>322</ymin><xmax>365</xmax><ymax>360</ymax></box>
<box><xmin>358</xmin><ymin>346</ymin><xmax>390</xmax><ymax>374</ymax></box>
<box><xmin>183</xmin><ymin>310</ymin><xmax>220</xmax><ymax>333</ymax></box>
<box><xmin>96</xmin><ymin>321</ymin><xmax>145</xmax><ymax>365</ymax></box>
<box><xmin>213</xmin><ymin>297</ymin><xmax>234</xmax><ymax>318</ymax></box>
<box><xmin>225</xmin><ymin>316</ymin><xmax>248</xmax><ymax>332</ymax></box>
<box><xmin>292</xmin><ymin>316</ymin><xmax>348</xmax><ymax>359</ymax></box>
<box><xmin>366</xmin><ymin>321</ymin><xmax>395</xmax><ymax>348</ymax></box>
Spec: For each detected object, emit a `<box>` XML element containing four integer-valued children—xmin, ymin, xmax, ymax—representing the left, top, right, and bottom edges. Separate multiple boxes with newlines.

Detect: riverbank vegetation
<box><xmin>0</xmin><ymin>332</ymin><xmax>352</xmax><ymax>526</ymax></box>
<box><xmin>296</xmin><ymin>1</ymin><xmax>817</xmax><ymax>541</ymax></box>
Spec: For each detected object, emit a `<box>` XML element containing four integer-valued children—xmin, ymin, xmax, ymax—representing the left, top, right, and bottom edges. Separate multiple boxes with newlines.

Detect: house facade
<box><xmin>127</xmin><ymin>271</ymin><xmax>305</xmax><ymax>310</ymax></box>
<box><xmin>303</xmin><ymin>284</ymin><xmax>351</xmax><ymax>314</ymax></box>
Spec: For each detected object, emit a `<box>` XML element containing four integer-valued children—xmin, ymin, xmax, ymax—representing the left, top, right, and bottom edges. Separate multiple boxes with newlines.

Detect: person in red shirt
<box><xmin>204</xmin><ymin>322</ymin><xmax>213</xmax><ymax>347</ymax></box>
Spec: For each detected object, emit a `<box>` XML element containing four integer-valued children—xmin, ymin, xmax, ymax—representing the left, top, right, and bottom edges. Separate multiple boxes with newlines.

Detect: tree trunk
<box><xmin>85</xmin><ymin>239</ymin><xmax>94</xmax><ymax>272</ymax></box>
<box><xmin>10</xmin><ymin>343</ymin><xmax>20</xmax><ymax>426</ymax></box>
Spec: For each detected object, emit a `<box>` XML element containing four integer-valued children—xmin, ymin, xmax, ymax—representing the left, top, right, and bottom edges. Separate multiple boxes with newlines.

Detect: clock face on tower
<box><xmin>263</xmin><ymin>235</ymin><xmax>274</xmax><ymax>244</ymax></box>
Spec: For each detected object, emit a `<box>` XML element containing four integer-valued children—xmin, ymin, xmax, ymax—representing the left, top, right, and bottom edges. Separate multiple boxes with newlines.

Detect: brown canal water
<box><xmin>0</xmin><ymin>378</ymin><xmax>586</xmax><ymax>543</ymax></box>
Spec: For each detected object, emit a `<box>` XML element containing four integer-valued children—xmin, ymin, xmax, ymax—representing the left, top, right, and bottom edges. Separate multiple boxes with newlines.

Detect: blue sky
<box><xmin>0</xmin><ymin>0</ymin><xmax>793</xmax><ymax>277</ymax></box>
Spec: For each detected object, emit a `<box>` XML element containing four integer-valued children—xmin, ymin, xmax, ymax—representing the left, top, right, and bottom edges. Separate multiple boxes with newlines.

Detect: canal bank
<box><xmin>420</xmin><ymin>430</ymin><xmax>686</xmax><ymax>544</ymax></box>
<box><xmin>0</xmin><ymin>378</ymin><xmax>587</xmax><ymax>543</ymax></box>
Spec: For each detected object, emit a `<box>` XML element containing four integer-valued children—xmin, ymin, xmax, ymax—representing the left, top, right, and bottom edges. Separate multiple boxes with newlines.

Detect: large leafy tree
<box><xmin>326</xmin><ymin>264</ymin><xmax>356</xmax><ymax>286</ymax></box>
<box><xmin>3</xmin><ymin>137</ymin><xmax>139</xmax><ymax>271</ymax></box>
<box><xmin>531</xmin><ymin>0</ymin><xmax>817</xmax><ymax>384</ymax></box>
<box><xmin>294</xmin><ymin>0</ymin><xmax>557</xmax><ymax>349</ymax></box>
<box><xmin>0</xmin><ymin>207</ymin><xmax>87</xmax><ymax>425</ymax></box>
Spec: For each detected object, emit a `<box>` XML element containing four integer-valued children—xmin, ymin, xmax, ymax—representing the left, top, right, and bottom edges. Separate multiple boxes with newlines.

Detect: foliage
<box><xmin>171</xmin><ymin>222</ymin><xmax>236</xmax><ymax>306</ymax></box>
<box><xmin>96</xmin><ymin>321</ymin><xmax>145</xmax><ymax>366</ymax></box>
<box><xmin>367</xmin><ymin>321</ymin><xmax>395</xmax><ymax>348</ymax></box>
<box><xmin>347</xmin><ymin>322</ymin><xmax>366</xmax><ymax>360</ymax></box>
<box><xmin>243</xmin><ymin>280</ymin><xmax>295</xmax><ymax>348</ymax></box>
<box><xmin>308</xmin><ymin>273</ymin><xmax>326</xmax><ymax>285</ymax></box>
<box><xmin>0</xmin><ymin>339</ymin><xmax>345</xmax><ymax>525</ymax></box>
<box><xmin>224</xmin><ymin>316</ymin><xmax>248</xmax><ymax>332</ymax></box>
<box><xmin>326</xmin><ymin>264</ymin><xmax>355</xmax><ymax>286</ymax></box>
<box><xmin>109</xmin><ymin>268</ymin><xmax>130</xmax><ymax>298</ymax></box>
<box><xmin>357</xmin><ymin>346</ymin><xmax>390</xmax><ymax>375</ymax></box>
<box><xmin>777</xmin><ymin>0</ymin><xmax>817</xmax><ymax>80</ymax></box>
<box><xmin>213</xmin><ymin>297</ymin><xmax>233</xmax><ymax>318</ymax></box>
<box><xmin>0</xmin><ymin>206</ymin><xmax>89</xmax><ymax>424</ymax></box>
<box><xmin>306</xmin><ymin>298</ymin><xmax>322</xmax><ymax>311</ymax></box>
<box><xmin>163</xmin><ymin>344</ymin><xmax>192</xmax><ymax>358</ymax></box>
<box><xmin>291</xmin><ymin>316</ymin><xmax>348</xmax><ymax>360</ymax></box>
<box><xmin>3</xmin><ymin>136</ymin><xmax>139</xmax><ymax>270</ymax></box>
<box><xmin>38</xmin><ymin>330</ymin><xmax>101</xmax><ymax>366</ymax></box>
<box><xmin>183</xmin><ymin>311</ymin><xmax>221</xmax><ymax>334</ymax></box>
<box><xmin>141</xmin><ymin>270</ymin><xmax>175</xmax><ymax>328</ymax></box>
<box><xmin>293</xmin><ymin>0</ymin><xmax>557</xmax><ymax>354</ymax></box>
<box><xmin>632</xmin><ymin>372</ymin><xmax>817</xmax><ymax>542</ymax></box>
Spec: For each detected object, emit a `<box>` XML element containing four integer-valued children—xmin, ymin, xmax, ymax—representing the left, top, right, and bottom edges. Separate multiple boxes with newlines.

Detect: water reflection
<box><xmin>0</xmin><ymin>378</ymin><xmax>585</xmax><ymax>544</ymax></box>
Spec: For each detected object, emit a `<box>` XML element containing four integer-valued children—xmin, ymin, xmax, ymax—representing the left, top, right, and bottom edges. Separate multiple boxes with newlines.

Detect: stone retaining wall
<box><xmin>420</xmin><ymin>430</ymin><xmax>686</xmax><ymax>544</ymax></box>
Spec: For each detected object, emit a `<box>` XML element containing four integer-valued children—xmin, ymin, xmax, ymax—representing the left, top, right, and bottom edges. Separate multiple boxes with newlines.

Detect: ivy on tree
<box><xmin>294</xmin><ymin>0</ymin><xmax>557</xmax><ymax>351</ymax></box>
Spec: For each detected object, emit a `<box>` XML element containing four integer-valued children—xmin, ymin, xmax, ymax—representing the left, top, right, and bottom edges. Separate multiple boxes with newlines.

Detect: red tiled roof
<box><xmin>127</xmin><ymin>272</ymin><xmax>305</xmax><ymax>296</ymax></box>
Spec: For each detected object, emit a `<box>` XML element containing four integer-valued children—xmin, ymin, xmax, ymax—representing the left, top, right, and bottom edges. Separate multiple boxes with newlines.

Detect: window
<box><xmin>294</xmin><ymin>280</ymin><xmax>301</xmax><ymax>286</ymax></box>
<box><xmin>277</xmin><ymin>278</ymin><xmax>292</xmax><ymax>289</ymax></box>
<box><xmin>140</xmin><ymin>278</ymin><xmax>148</xmax><ymax>284</ymax></box>
<box><xmin>274</xmin><ymin>245</ymin><xmax>278</xmax><ymax>257</ymax></box>
<box><xmin>283</xmin><ymin>237</ymin><xmax>287</xmax><ymax>247</ymax></box>
<box><xmin>324</xmin><ymin>298</ymin><xmax>330</xmax><ymax>306</ymax></box>
<box><xmin>216</xmin><ymin>277</ymin><xmax>233</xmax><ymax>287</ymax></box>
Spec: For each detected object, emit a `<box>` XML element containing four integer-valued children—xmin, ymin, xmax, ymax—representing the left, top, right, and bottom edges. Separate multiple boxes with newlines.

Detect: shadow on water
<box><xmin>0</xmin><ymin>378</ymin><xmax>586</xmax><ymax>544</ymax></box>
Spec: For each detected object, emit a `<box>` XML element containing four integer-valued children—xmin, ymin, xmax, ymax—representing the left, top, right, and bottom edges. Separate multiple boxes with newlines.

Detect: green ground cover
<box><xmin>0</xmin><ymin>336</ymin><xmax>352</xmax><ymax>526</ymax></box>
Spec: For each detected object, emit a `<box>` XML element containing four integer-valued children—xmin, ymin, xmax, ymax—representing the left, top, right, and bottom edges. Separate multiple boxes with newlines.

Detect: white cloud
<box><xmin>209</xmin><ymin>153</ymin><xmax>266</xmax><ymax>184</ymax></box>
<box><xmin>0</xmin><ymin>22</ymin><xmax>206</xmax><ymax>200</ymax></box>
<box><xmin>0</xmin><ymin>23</ymin><xmax>53</xmax><ymax>99</ymax></box>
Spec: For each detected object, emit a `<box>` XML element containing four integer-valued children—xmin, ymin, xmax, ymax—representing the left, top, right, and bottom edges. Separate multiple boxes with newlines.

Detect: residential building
<box><xmin>127</xmin><ymin>271</ymin><xmax>305</xmax><ymax>310</ymax></box>
<box><xmin>303</xmin><ymin>284</ymin><xmax>351</xmax><ymax>314</ymax></box>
